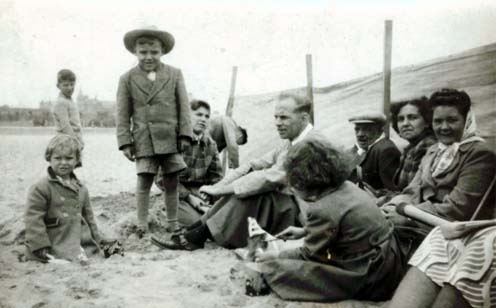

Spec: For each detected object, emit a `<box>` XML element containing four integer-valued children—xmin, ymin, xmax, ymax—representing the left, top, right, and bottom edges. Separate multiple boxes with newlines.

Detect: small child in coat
<box><xmin>24</xmin><ymin>135</ymin><xmax>116</xmax><ymax>262</ymax></box>
<box><xmin>52</xmin><ymin>69</ymin><xmax>84</xmax><ymax>150</ymax></box>
<box><xmin>254</xmin><ymin>136</ymin><xmax>406</xmax><ymax>302</ymax></box>
<box><xmin>116</xmin><ymin>27</ymin><xmax>193</xmax><ymax>248</ymax></box>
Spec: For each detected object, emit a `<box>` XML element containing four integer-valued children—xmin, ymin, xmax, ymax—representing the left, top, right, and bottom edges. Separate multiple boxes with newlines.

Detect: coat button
<box><xmin>63</xmin><ymin>213</ymin><xmax>69</xmax><ymax>217</ymax></box>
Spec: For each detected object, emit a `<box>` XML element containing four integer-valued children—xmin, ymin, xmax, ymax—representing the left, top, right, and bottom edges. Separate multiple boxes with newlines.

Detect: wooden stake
<box><xmin>225</xmin><ymin>66</ymin><xmax>238</xmax><ymax>117</ymax></box>
<box><xmin>222</xmin><ymin>66</ymin><xmax>238</xmax><ymax>173</ymax></box>
<box><xmin>383</xmin><ymin>20</ymin><xmax>393</xmax><ymax>138</ymax></box>
<box><xmin>306</xmin><ymin>54</ymin><xmax>315</xmax><ymax>125</ymax></box>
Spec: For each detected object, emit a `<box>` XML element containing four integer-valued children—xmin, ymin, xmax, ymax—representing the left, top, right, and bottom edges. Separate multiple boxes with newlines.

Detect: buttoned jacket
<box><xmin>24</xmin><ymin>168</ymin><xmax>101</xmax><ymax>261</ymax></box>
<box><xmin>391</xmin><ymin>141</ymin><xmax>496</xmax><ymax>221</ymax></box>
<box><xmin>116</xmin><ymin>63</ymin><xmax>192</xmax><ymax>157</ymax></box>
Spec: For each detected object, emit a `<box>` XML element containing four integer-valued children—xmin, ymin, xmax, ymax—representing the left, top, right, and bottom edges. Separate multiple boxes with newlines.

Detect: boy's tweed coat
<box><xmin>116</xmin><ymin>63</ymin><xmax>192</xmax><ymax>157</ymax></box>
<box><xmin>24</xmin><ymin>168</ymin><xmax>101</xmax><ymax>261</ymax></box>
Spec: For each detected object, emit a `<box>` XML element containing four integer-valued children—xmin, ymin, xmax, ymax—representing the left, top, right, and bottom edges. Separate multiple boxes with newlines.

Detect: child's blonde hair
<box><xmin>45</xmin><ymin>134</ymin><xmax>81</xmax><ymax>162</ymax></box>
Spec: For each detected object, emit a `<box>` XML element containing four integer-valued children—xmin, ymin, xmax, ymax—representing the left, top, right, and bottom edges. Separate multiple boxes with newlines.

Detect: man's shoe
<box><xmin>151</xmin><ymin>230</ymin><xmax>203</xmax><ymax>251</ymax></box>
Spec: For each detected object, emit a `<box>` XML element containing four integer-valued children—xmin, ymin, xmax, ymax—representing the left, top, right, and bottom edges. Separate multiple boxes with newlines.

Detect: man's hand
<box><xmin>188</xmin><ymin>194</ymin><xmax>210</xmax><ymax>213</ymax></box>
<box><xmin>199</xmin><ymin>185</ymin><xmax>218</xmax><ymax>199</ymax></box>
<box><xmin>199</xmin><ymin>184</ymin><xmax>234</xmax><ymax>199</ymax></box>
<box><xmin>382</xmin><ymin>204</ymin><xmax>411</xmax><ymax>226</ymax></box>
<box><xmin>33</xmin><ymin>247</ymin><xmax>50</xmax><ymax>262</ymax></box>
<box><xmin>275</xmin><ymin>226</ymin><xmax>306</xmax><ymax>240</ymax></box>
<box><xmin>121</xmin><ymin>145</ymin><xmax>135</xmax><ymax>162</ymax></box>
<box><xmin>254</xmin><ymin>249</ymin><xmax>279</xmax><ymax>262</ymax></box>
<box><xmin>178</xmin><ymin>136</ymin><xmax>191</xmax><ymax>153</ymax></box>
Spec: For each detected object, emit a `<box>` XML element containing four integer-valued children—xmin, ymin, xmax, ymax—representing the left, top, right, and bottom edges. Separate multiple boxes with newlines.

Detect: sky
<box><xmin>1</xmin><ymin>0</ymin><xmax>495</xmax><ymax>112</ymax></box>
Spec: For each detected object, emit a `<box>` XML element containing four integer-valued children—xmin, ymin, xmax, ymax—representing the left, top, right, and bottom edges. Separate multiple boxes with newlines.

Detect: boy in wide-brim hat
<box><xmin>116</xmin><ymin>26</ymin><xmax>194</xmax><ymax>248</ymax></box>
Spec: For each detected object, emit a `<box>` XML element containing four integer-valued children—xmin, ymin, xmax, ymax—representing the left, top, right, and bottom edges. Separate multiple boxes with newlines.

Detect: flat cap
<box><xmin>348</xmin><ymin>112</ymin><xmax>387</xmax><ymax>125</ymax></box>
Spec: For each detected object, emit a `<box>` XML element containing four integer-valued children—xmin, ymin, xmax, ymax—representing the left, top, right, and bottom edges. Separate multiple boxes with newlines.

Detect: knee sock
<box><xmin>163</xmin><ymin>174</ymin><xmax>179</xmax><ymax>231</ymax></box>
<box><xmin>136</xmin><ymin>174</ymin><xmax>154</xmax><ymax>229</ymax></box>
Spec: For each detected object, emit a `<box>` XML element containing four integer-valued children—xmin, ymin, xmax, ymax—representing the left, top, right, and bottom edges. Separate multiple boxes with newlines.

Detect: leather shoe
<box><xmin>151</xmin><ymin>230</ymin><xmax>203</xmax><ymax>251</ymax></box>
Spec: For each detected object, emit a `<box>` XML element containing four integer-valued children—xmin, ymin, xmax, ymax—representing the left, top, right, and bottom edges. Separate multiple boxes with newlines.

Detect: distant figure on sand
<box><xmin>208</xmin><ymin>114</ymin><xmax>248</xmax><ymax>169</ymax></box>
<box><xmin>347</xmin><ymin>112</ymin><xmax>400</xmax><ymax>196</ymax></box>
<box><xmin>253</xmin><ymin>136</ymin><xmax>406</xmax><ymax>302</ymax></box>
<box><xmin>153</xmin><ymin>93</ymin><xmax>323</xmax><ymax>251</ymax></box>
<box><xmin>24</xmin><ymin>135</ymin><xmax>117</xmax><ymax>263</ymax></box>
<box><xmin>115</xmin><ymin>26</ymin><xmax>193</xmax><ymax>246</ymax></box>
<box><xmin>52</xmin><ymin>69</ymin><xmax>84</xmax><ymax>159</ymax></box>
<box><xmin>153</xmin><ymin>100</ymin><xmax>223</xmax><ymax>228</ymax></box>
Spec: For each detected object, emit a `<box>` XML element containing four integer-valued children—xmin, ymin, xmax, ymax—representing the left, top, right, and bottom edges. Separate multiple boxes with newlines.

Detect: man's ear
<box><xmin>301</xmin><ymin>112</ymin><xmax>310</xmax><ymax>123</ymax></box>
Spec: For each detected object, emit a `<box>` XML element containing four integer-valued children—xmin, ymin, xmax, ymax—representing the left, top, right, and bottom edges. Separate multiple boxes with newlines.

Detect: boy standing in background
<box><xmin>116</xmin><ymin>27</ymin><xmax>192</xmax><ymax>246</ymax></box>
<box><xmin>52</xmin><ymin>69</ymin><xmax>84</xmax><ymax>149</ymax></box>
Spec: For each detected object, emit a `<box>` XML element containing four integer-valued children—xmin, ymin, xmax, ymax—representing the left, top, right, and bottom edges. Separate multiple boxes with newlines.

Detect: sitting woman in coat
<box><xmin>390</xmin><ymin>96</ymin><xmax>437</xmax><ymax>191</ymax></box>
<box><xmin>382</xmin><ymin>88</ymin><xmax>496</xmax><ymax>255</ymax></box>
<box><xmin>389</xmin><ymin>220</ymin><xmax>496</xmax><ymax>308</ymax></box>
<box><xmin>253</xmin><ymin>136</ymin><xmax>406</xmax><ymax>302</ymax></box>
<box><xmin>24</xmin><ymin>135</ymin><xmax>118</xmax><ymax>263</ymax></box>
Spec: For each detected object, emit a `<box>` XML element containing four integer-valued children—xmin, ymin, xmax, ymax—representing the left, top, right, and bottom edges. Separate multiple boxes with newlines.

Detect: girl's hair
<box><xmin>390</xmin><ymin>96</ymin><xmax>432</xmax><ymax>133</ymax></box>
<box><xmin>45</xmin><ymin>134</ymin><xmax>81</xmax><ymax>162</ymax></box>
<box><xmin>57</xmin><ymin>69</ymin><xmax>76</xmax><ymax>84</ymax></box>
<box><xmin>429</xmin><ymin>88</ymin><xmax>471</xmax><ymax>120</ymax></box>
<box><xmin>284</xmin><ymin>136</ymin><xmax>352</xmax><ymax>191</ymax></box>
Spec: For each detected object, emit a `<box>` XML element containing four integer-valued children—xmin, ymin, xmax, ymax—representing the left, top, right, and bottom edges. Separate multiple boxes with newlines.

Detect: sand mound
<box><xmin>0</xmin><ymin>192</ymin><xmax>387</xmax><ymax>308</ymax></box>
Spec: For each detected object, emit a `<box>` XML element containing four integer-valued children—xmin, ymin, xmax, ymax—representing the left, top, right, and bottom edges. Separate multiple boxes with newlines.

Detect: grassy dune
<box><xmin>233</xmin><ymin>43</ymin><xmax>496</xmax><ymax>160</ymax></box>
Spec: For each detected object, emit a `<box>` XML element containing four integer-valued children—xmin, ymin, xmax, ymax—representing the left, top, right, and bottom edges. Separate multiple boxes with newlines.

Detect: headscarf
<box><xmin>431</xmin><ymin>110</ymin><xmax>484</xmax><ymax>178</ymax></box>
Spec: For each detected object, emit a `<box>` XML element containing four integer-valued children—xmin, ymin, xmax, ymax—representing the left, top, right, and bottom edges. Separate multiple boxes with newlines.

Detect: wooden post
<box><xmin>225</xmin><ymin>66</ymin><xmax>238</xmax><ymax>117</ymax></box>
<box><xmin>306</xmin><ymin>54</ymin><xmax>315</xmax><ymax>125</ymax></box>
<box><xmin>222</xmin><ymin>66</ymin><xmax>238</xmax><ymax>173</ymax></box>
<box><xmin>383</xmin><ymin>20</ymin><xmax>393</xmax><ymax>138</ymax></box>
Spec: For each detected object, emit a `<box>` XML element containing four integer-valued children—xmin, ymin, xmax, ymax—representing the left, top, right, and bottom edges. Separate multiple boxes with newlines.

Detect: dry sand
<box><xmin>1</xmin><ymin>43</ymin><xmax>494</xmax><ymax>308</ymax></box>
<box><xmin>0</xmin><ymin>129</ymin><xmax>386</xmax><ymax>308</ymax></box>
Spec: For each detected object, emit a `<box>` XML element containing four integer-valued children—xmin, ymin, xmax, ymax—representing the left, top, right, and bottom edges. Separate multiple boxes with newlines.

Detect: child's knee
<box><xmin>161</xmin><ymin>173</ymin><xmax>178</xmax><ymax>190</ymax></box>
<box><xmin>137</xmin><ymin>173</ymin><xmax>154</xmax><ymax>192</ymax></box>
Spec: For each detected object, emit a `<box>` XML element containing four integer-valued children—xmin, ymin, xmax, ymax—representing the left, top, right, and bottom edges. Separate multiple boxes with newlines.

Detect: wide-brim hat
<box><xmin>123</xmin><ymin>27</ymin><xmax>175</xmax><ymax>54</ymax></box>
<box><xmin>348</xmin><ymin>112</ymin><xmax>387</xmax><ymax>125</ymax></box>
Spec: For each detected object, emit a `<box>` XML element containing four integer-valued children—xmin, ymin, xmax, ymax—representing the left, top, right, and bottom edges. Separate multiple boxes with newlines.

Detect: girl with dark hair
<box><xmin>253</xmin><ymin>136</ymin><xmax>405</xmax><ymax>302</ymax></box>
<box><xmin>390</xmin><ymin>96</ymin><xmax>437</xmax><ymax>190</ymax></box>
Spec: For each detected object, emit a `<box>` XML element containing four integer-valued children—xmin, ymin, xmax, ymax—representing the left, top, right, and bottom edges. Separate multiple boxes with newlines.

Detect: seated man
<box><xmin>153</xmin><ymin>93</ymin><xmax>321</xmax><ymax>250</ymax></box>
<box><xmin>347</xmin><ymin>113</ymin><xmax>400</xmax><ymax>196</ymax></box>
<box><xmin>154</xmin><ymin>100</ymin><xmax>223</xmax><ymax>227</ymax></box>
<box><xmin>208</xmin><ymin>114</ymin><xmax>248</xmax><ymax>169</ymax></box>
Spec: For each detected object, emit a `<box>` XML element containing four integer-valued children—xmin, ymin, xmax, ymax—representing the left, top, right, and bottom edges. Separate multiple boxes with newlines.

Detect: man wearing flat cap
<box><xmin>116</xmin><ymin>26</ymin><xmax>193</xmax><ymax>248</ymax></box>
<box><xmin>347</xmin><ymin>113</ymin><xmax>400</xmax><ymax>196</ymax></box>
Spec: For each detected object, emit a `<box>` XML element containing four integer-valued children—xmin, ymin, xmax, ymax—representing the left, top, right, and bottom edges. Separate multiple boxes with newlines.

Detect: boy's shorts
<box><xmin>136</xmin><ymin>154</ymin><xmax>186</xmax><ymax>175</ymax></box>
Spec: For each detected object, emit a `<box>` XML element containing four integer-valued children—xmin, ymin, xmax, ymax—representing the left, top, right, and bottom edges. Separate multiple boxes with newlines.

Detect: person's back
<box><xmin>208</xmin><ymin>114</ymin><xmax>247</xmax><ymax>169</ymax></box>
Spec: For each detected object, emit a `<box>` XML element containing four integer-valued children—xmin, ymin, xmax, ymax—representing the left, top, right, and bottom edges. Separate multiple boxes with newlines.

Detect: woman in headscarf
<box><xmin>383</xmin><ymin>88</ymin><xmax>495</xmax><ymax>227</ymax></box>
<box><xmin>383</xmin><ymin>89</ymin><xmax>496</xmax><ymax>307</ymax></box>
<box><xmin>390</xmin><ymin>97</ymin><xmax>437</xmax><ymax>190</ymax></box>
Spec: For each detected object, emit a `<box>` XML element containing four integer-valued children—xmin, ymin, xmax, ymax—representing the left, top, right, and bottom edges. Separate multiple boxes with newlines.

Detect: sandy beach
<box><xmin>0</xmin><ymin>128</ymin><xmax>386</xmax><ymax>308</ymax></box>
